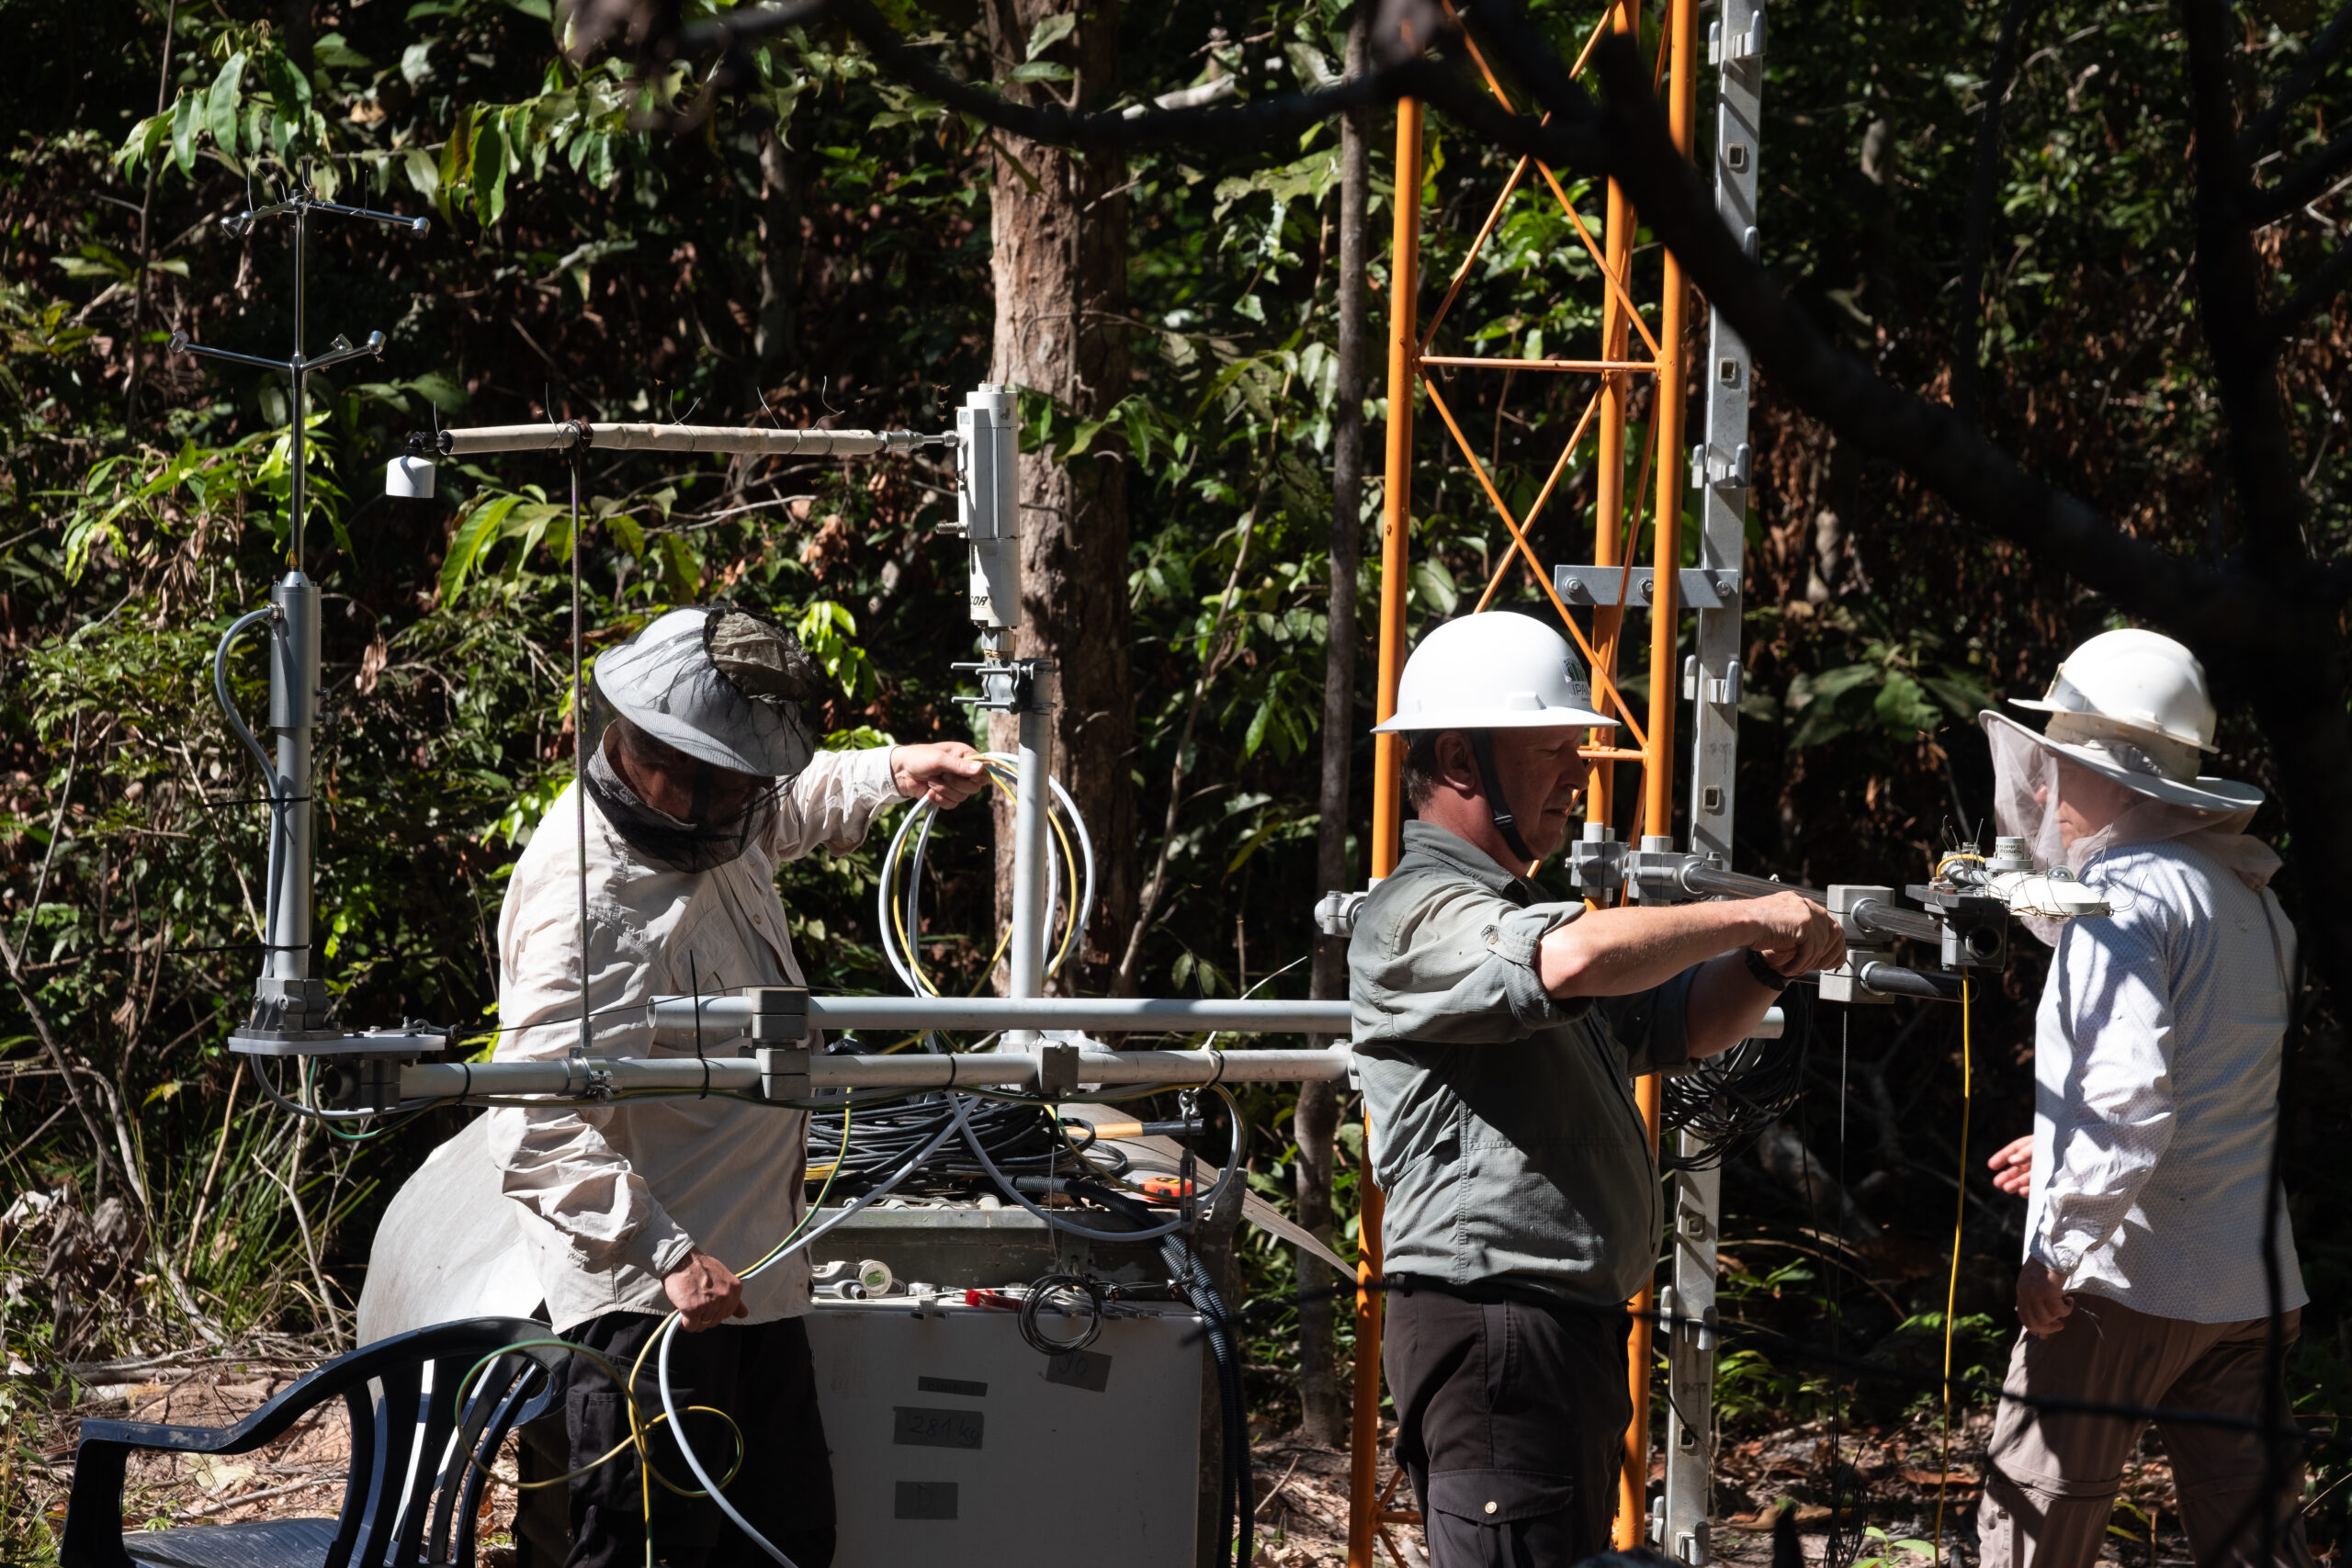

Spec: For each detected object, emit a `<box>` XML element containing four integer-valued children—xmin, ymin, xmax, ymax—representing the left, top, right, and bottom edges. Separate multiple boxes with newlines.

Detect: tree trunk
<box><xmin>1295</xmin><ymin>5</ymin><xmax>1372</xmax><ymax>1450</ymax></box>
<box><xmin>982</xmin><ymin>0</ymin><xmax>1138</xmax><ymax>994</ymax></box>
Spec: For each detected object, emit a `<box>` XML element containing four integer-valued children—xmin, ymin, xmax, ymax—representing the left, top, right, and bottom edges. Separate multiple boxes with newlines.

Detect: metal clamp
<box><xmin>1569</xmin><ymin>823</ymin><xmax>1626</xmax><ymax>897</ymax></box>
<box><xmin>1314</xmin><ymin>889</ymin><xmax>1369</xmax><ymax>940</ymax></box>
<box><xmin>758</xmin><ymin>1046</ymin><xmax>812</xmax><ymax>1100</ymax></box>
<box><xmin>746</xmin><ymin>985</ymin><xmax>811</xmax><ymax>1043</ymax></box>
<box><xmin>954</xmin><ymin>657</ymin><xmax>1055</xmax><ymax>714</ymax></box>
<box><xmin>1627</xmin><ymin>836</ymin><xmax>1696</xmax><ymax>905</ymax></box>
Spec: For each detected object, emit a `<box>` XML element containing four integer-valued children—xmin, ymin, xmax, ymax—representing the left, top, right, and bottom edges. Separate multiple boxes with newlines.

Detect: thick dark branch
<box><xmin>830</xmin><ymin>0</ymin><xmax>1595</xmax><ymax>163</ymax></box>
<box><xmin>2248</xmin><ymin>123</ymin><xmax>2352</xmax><ymax>225</ymax></box>
<box><xmin>1451</xmin><ymin>15</ymin><xmax>2208</xmax><ymax>626</ymax></box>
<box><xmin>2183</xmin><ymin>0</ymin><xmax>2312</xmax><ymax>570</ymax></box>
<box><xmin>1953</xmin><ymin>0</ymin><xmax>2041</xmax><ymax>427</ymax></box>
<box><xmin>2265</xmin><ymin>239</ymin><xmax>2352</xmax><ymax>345</ymax></box>
<box><xmin>2240</xmin><ymin>0</ymin><xmax>2352</xmax><ymax>154</ymax></box>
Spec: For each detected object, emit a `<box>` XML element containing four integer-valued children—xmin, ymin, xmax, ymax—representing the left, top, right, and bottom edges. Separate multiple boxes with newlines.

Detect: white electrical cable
<box><xmin>876</xmin><ymin>753</ymin><xmax>1095</xmax><ymax>996</ymax></box>
<box><xmin>651</xmin><ymin>1101</ymin><xmax>967</xmax><ymax>1565</ymax></box>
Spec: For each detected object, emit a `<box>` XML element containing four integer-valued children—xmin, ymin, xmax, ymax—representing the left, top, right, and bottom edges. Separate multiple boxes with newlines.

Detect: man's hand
<box><xmin>663</xmin><ymin>1249</ymin><xmax>748</xmax><ymax>1332</ymax></box>
<box><xmin>1987</xmin><ymin>1135</ymin><xmax>2034</xmax><ymax>1197</ymax></box>
<box><xmin>1747</xmin><ymin>891</ymin><xmax>1847</xmax><ymax>976</ymax></box>
<box><xmin>2016</xmin><ymin>1258</ymin><xmax>2073</xmax><ymax>1338</ymax></box>
<box><xmin>892</xmin><ymin>742</ymin><xmax>989</xmax><ymax>810</ymax></box>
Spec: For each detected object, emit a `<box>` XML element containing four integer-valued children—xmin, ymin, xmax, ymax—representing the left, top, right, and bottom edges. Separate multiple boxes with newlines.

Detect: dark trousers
<box><xmin>1383</xmin><ymin>1280</ymin><xmax>1632</xmax><ymax>1568</ymax></box>
<box><xmin>564</xmin><ymin>1312</ymin><xmax>836</xmax><ymax>1568</ymax></box>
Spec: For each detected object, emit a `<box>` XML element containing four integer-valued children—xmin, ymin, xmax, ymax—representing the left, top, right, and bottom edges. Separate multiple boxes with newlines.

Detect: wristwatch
<box><xmin>1742</xmin><ymin>947</ymin><xmax>1793</xmax><ymax>993</ymax></box>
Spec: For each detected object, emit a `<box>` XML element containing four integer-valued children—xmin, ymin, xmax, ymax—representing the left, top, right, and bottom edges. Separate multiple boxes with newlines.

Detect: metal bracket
<box><xmin>746</xmin><ymin>985</ymin><xmax>811</xmax><ymax>1043</ymax></box>
<box><xmin>1688</xmin><ymin>441</ymin><xmax>1753</xmax><ymax>492</ymax></box>
<box><xmin>1707</xmin><ymin>9</ymin><xmax>1766</xmax><ymax>63</ymax></box>
<box><xmin>1569</xmin><ymin>823</ymin><xmax>1625</xmax><ymax>897</ymax></box>
<box><xmin>1820</xmin><ymin>887</ymin><xmax>1896</xmax><ymax>1006</ymax></box>
<box><xmin>1553</xmin><ymin>566</ymin><xmax>1741</xmax><ymax>609</ymax></box>
<box><xmin>954</xmin><ymin>656</ymin><xmax>1056</xmax><ymax>714</ymax></box>
<box><xmin>1035</xmin><ymin>1041</ymin><xmax>1082</xmax><ymax>1098</ymax></box>
<box><xmin>1679</xmin><ymin>657</ymin><xmax>1743</xmax><ymax>706</ymax></box>
<box><xmin>1314</xmin><ymin>888</ymin><xmax>1369</xmax><ymax>940</ymax></box>
<box><xmin>757</xmin><ymin>1046</ymin><xmax>812</xmax><ymax>1100</ymax></box>
<box><xmin>1627</xmin><ymin>836</ymin><xmax>1697</xmax><ymax>905</ymax></box>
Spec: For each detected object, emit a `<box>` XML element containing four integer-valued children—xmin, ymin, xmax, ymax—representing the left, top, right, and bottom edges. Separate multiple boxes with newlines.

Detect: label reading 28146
<box><xmin>891</xmin><ymin>1406</ymin><xmax>985</xmax><ymax>1450</ymax></box>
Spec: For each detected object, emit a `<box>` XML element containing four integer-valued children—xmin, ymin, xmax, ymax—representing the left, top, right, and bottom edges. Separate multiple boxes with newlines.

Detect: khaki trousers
<box><xmin>1977</xmin><ymin>1294</ymin><xmax>2312</xmax><ymax>1568</ymax></box>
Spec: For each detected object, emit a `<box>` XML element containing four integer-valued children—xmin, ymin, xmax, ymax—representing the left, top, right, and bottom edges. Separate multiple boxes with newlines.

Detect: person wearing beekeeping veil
<box><xmin>489</xmin><ymin>604</ymin><xmax>984</xmax><ymax>1568</ymax></box>
<box><xmin>1975</xmin><ymin>628</ymin><xmax>2312</xmax><ymax>1568</ymax></box>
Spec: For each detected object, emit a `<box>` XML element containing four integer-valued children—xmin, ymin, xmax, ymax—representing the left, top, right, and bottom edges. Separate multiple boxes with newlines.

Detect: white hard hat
<box><xmin>1987</xmin><ymin>627</ymin><xmax>2257</xmax><ymax>814</ymax></box>
<box><xmin>1372</xmin><ymin>612</ymin><xmax>1613</xmax><ymax>733</ymax></box>
<box><xmin>2009</xmin><ymin>628</ymin><xmax>2217</xmax><ymax>751</ymax></box>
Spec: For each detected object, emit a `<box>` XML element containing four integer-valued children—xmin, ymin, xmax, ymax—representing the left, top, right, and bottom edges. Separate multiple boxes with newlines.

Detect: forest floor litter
<box><xmin>19</xmin><ymin>1337</ymin><xmax>2203</xmax><ymax>1568</ymax></box>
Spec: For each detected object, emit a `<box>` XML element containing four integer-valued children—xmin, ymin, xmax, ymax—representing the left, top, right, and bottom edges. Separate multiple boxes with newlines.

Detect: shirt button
<box><xmin>1485</xmin><ymin>1501</ymin><xmax>1498</xmax><ymax>1515</ymax></box>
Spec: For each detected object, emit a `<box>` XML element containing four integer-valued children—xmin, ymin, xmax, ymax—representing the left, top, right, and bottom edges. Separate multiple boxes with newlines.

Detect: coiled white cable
<box><xmin>876</xmin><ymin>752</ymin><xmax>1095</xmax><ymax>996</ymax></box>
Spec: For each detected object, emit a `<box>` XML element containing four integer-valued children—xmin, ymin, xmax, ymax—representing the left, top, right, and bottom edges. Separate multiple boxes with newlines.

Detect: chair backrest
<box><xmin>333</xmin><ymin>1317</ymin><xmax>566</xmax><ymax>1568</ymax></box>
<box><xmin>70</xmin><ymin>1316</ymin><xmax>564</xmax><ymax>1568</ymax></box>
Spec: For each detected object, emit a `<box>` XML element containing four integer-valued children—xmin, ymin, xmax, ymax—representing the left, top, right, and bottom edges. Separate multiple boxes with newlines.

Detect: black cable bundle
<box><xmin>807</xmin><ymin>1093</ymin><xmax>1130</xmax><ymax>1197</ymax></box>
<box><xmin>1071</xmin><ymin>1175</ymin><xmax>1251</xmax><ymax>1568</ymax></box>
<box><xmin>1660</xmin><ymin>983</ymin><xmax>1812</xmax><ymax>1171</ymax></box>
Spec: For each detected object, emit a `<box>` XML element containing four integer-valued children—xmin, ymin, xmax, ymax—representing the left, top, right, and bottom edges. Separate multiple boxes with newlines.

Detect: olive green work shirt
<box><xmin>1351</xmin><ymin>820</ymin><xmax>1694</xmax><ymax>1307</ymax></box>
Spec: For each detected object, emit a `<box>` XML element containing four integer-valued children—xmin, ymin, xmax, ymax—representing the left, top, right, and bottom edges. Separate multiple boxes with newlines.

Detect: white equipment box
<box><xmin>807</xmin><ymin>1298</ymin><xmax>1204</xmax><ymax>1565</ymax></box>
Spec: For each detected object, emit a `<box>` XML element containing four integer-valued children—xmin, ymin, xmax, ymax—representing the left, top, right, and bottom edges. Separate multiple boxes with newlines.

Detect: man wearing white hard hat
<box><xmin>1973</xmin><ymin>629</ymin><xmax>2312</xmax><ymax>1568</ymax></box>
<box><xmin>1348</xmin><ymin>611</ymin><xmax>1847</xmax><ymax>1566</ymax></box>
<box><xmin>488</xmin><ymin>605</ymin><xmax>985</xmax><ymax>1568</ymax></box>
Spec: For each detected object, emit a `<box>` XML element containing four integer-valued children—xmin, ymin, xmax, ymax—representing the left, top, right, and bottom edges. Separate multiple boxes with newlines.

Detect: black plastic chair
<box><xmin>63</xmin><ymin>1316</ymin><xmax>566</xmax><ymax>1568</ymax></box>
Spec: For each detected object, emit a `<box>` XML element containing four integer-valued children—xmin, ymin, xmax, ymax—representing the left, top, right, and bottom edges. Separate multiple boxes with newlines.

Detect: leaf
<box><xmin>1024</xmin><ymin>13</ymin><xmax>1077</xmax><ymax>59</ymax></box>
<box><xmin>403</xmin><ymin>145</ymin><xmax>440</xmax><ymax>202</ymax></box>
<box><xmin>1872</xmin><ymin>671</ymin><xmax>1942</xmax><ymax>735</ymax></box>
<box><xmin>312</xmin><ymin>31</ymin><xmax>374</xmax><ymax>70</ymax></box>
<box><xmin>1410</xmin><ymin>556</ymin><xmax>1458</xmax><ymax>615</ymax></box>
<box><xmin>502</xmin><ymin>0</ymin><xmax>555</xmax><ymax>17</ymax></box>
<box><xmin>471</xmin><ymin>111</ymin><xmax>508</xmax><ymax>228</ymax></box>
<box><xmin>1006</xmin><ymin>61</ymin><xmax>1074</xmax><ymax>83</ymax></box>
<box><xmin>170</xmin><ymin>90</ymin><xmax>199</xmax><ymax>176</ymax></box>
<box><xmin>206</xmin><ymin>52</ymin><xmax>248</xmax><ymax>158</ymax></box>
<box><xmin>440</xmin><ymin>494</ymin><xmax>523</xmax><ymax>599</ymax></box>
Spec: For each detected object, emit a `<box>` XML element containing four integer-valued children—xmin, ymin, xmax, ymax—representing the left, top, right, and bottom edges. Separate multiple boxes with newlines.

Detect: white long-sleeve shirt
<box><xmin>2025</xmin><ymin>837</ymin><xmax>2305</xmax><ymax>1324</ymax></box>
<box><xmin>485</xmin><ymin>746</ymin><xmax>906</xmax><ymax>1333</ymax></box>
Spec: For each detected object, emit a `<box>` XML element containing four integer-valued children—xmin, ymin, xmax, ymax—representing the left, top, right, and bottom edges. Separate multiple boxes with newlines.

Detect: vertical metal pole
<box><xmin>266</xmin><ymin>198</ymin><xmax>317</xmax><ymax>1001</ymax></box>
<box><xmin>1662</xmin><ymin>8</ymin><xmax>1763</xmax><ymax>1560</ymax></box>
<box><xmin>1622</xmin><ymin>0</ymin><xmax>1701</xmax><ymax>1549</ymax></box>
<box><xmin>1008</xmin><ymin>671</ymin><xmax>1056</xmax><ymax>1001</ymax></box>
<box><xmin>1348</xmin><ymin>92</ymin><xmax>1421</xmax><ymax>1568</ymax></box>
<box><xmin>572</xmin><ymin>452</ymin><xmax>591</xmax><ymax>1060</ymax></box>
<box><xmin>1587</xmin><ymin>0</ymin><xmax>1638</xmax><ymax>842</ymax></box>
<box><xmin>266</xmin><ymin>574</ymin><xmax>317</xmax><ymax>988</ymax></box>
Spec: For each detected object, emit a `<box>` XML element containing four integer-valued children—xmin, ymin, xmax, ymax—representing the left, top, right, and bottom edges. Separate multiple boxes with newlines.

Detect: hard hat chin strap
<box><xmin>1465</xmin><ymin>729</ymin><xmax>1537</xmax><ymax>865</ymax></box>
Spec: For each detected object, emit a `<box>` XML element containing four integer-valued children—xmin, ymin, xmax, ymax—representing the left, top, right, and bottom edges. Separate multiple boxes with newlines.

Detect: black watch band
<box><xmin>1742</xmin><ymin>947</ymin><xmax>1793</xmax><ymax>993</ymax></box>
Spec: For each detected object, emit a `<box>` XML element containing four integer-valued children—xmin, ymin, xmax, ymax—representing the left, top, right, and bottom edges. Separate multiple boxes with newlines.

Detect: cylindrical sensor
<box><xmin>385</xmin><ymin>456</ymin><xmax>436</xmax><ymax>499</ymax></box>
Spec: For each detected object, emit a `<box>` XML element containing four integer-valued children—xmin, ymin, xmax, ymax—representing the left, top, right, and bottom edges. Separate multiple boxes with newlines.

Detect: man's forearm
<box><xmin>1538</xmin><ymin>901</ymin><xmax>1765</xmax><ymax>999</ymax></box>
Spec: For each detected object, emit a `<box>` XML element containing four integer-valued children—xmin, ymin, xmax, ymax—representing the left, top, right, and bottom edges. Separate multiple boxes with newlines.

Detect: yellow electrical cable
<box><xmin>889</xmin><ymin>761</ymin><xmax>1083</xmax><ymax>996</ymax></box>
<box><xmin>1933</xmin><ymin>975</ymin><xmax>1974</xmax><ymax>1565</ymax></box>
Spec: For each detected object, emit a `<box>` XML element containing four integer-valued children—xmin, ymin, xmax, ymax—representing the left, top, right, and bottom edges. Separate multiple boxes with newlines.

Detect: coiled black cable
<box><xmin>1660</xmin><ymin>983</ymin><xmax>1811</xmax><ymax>1171</ymax></box>
<box><xmin>804</xmin><ymin>1093</ymin><xmax>1127</xmax><ymax>1196</ymax></box>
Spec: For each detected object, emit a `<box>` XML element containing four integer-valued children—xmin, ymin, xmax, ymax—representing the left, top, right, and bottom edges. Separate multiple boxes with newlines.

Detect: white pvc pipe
<box><xmin>645</xmin><ymin>994</ymin><xmax>1352</xmax><ymax>1039</ymax></box>
<box><xmin>434</xmin><ymin>423</ymin><xmax>950</xmax><ymax>457</ymax></box>
<box><xmin>397</xmin><ymin>1044</ymin><xmax>1351</xmax><ymax>1100</ymax></box>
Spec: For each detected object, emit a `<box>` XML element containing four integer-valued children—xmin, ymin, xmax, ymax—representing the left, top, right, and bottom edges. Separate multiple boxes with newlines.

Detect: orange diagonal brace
<box><xmin>1419</xmin><ymin>153</ymin><xmax>1537</xmax><ymax>354</ymax></box>
<box><xmin>1474</xmin><ymin>385</ymin><xmax>1606</xmax><ymax>612</ymax></box>
<box><xmin>1420</xmin><ymin>376</ymin><xmax>1649</xmax><ymax>750</ymax></box>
